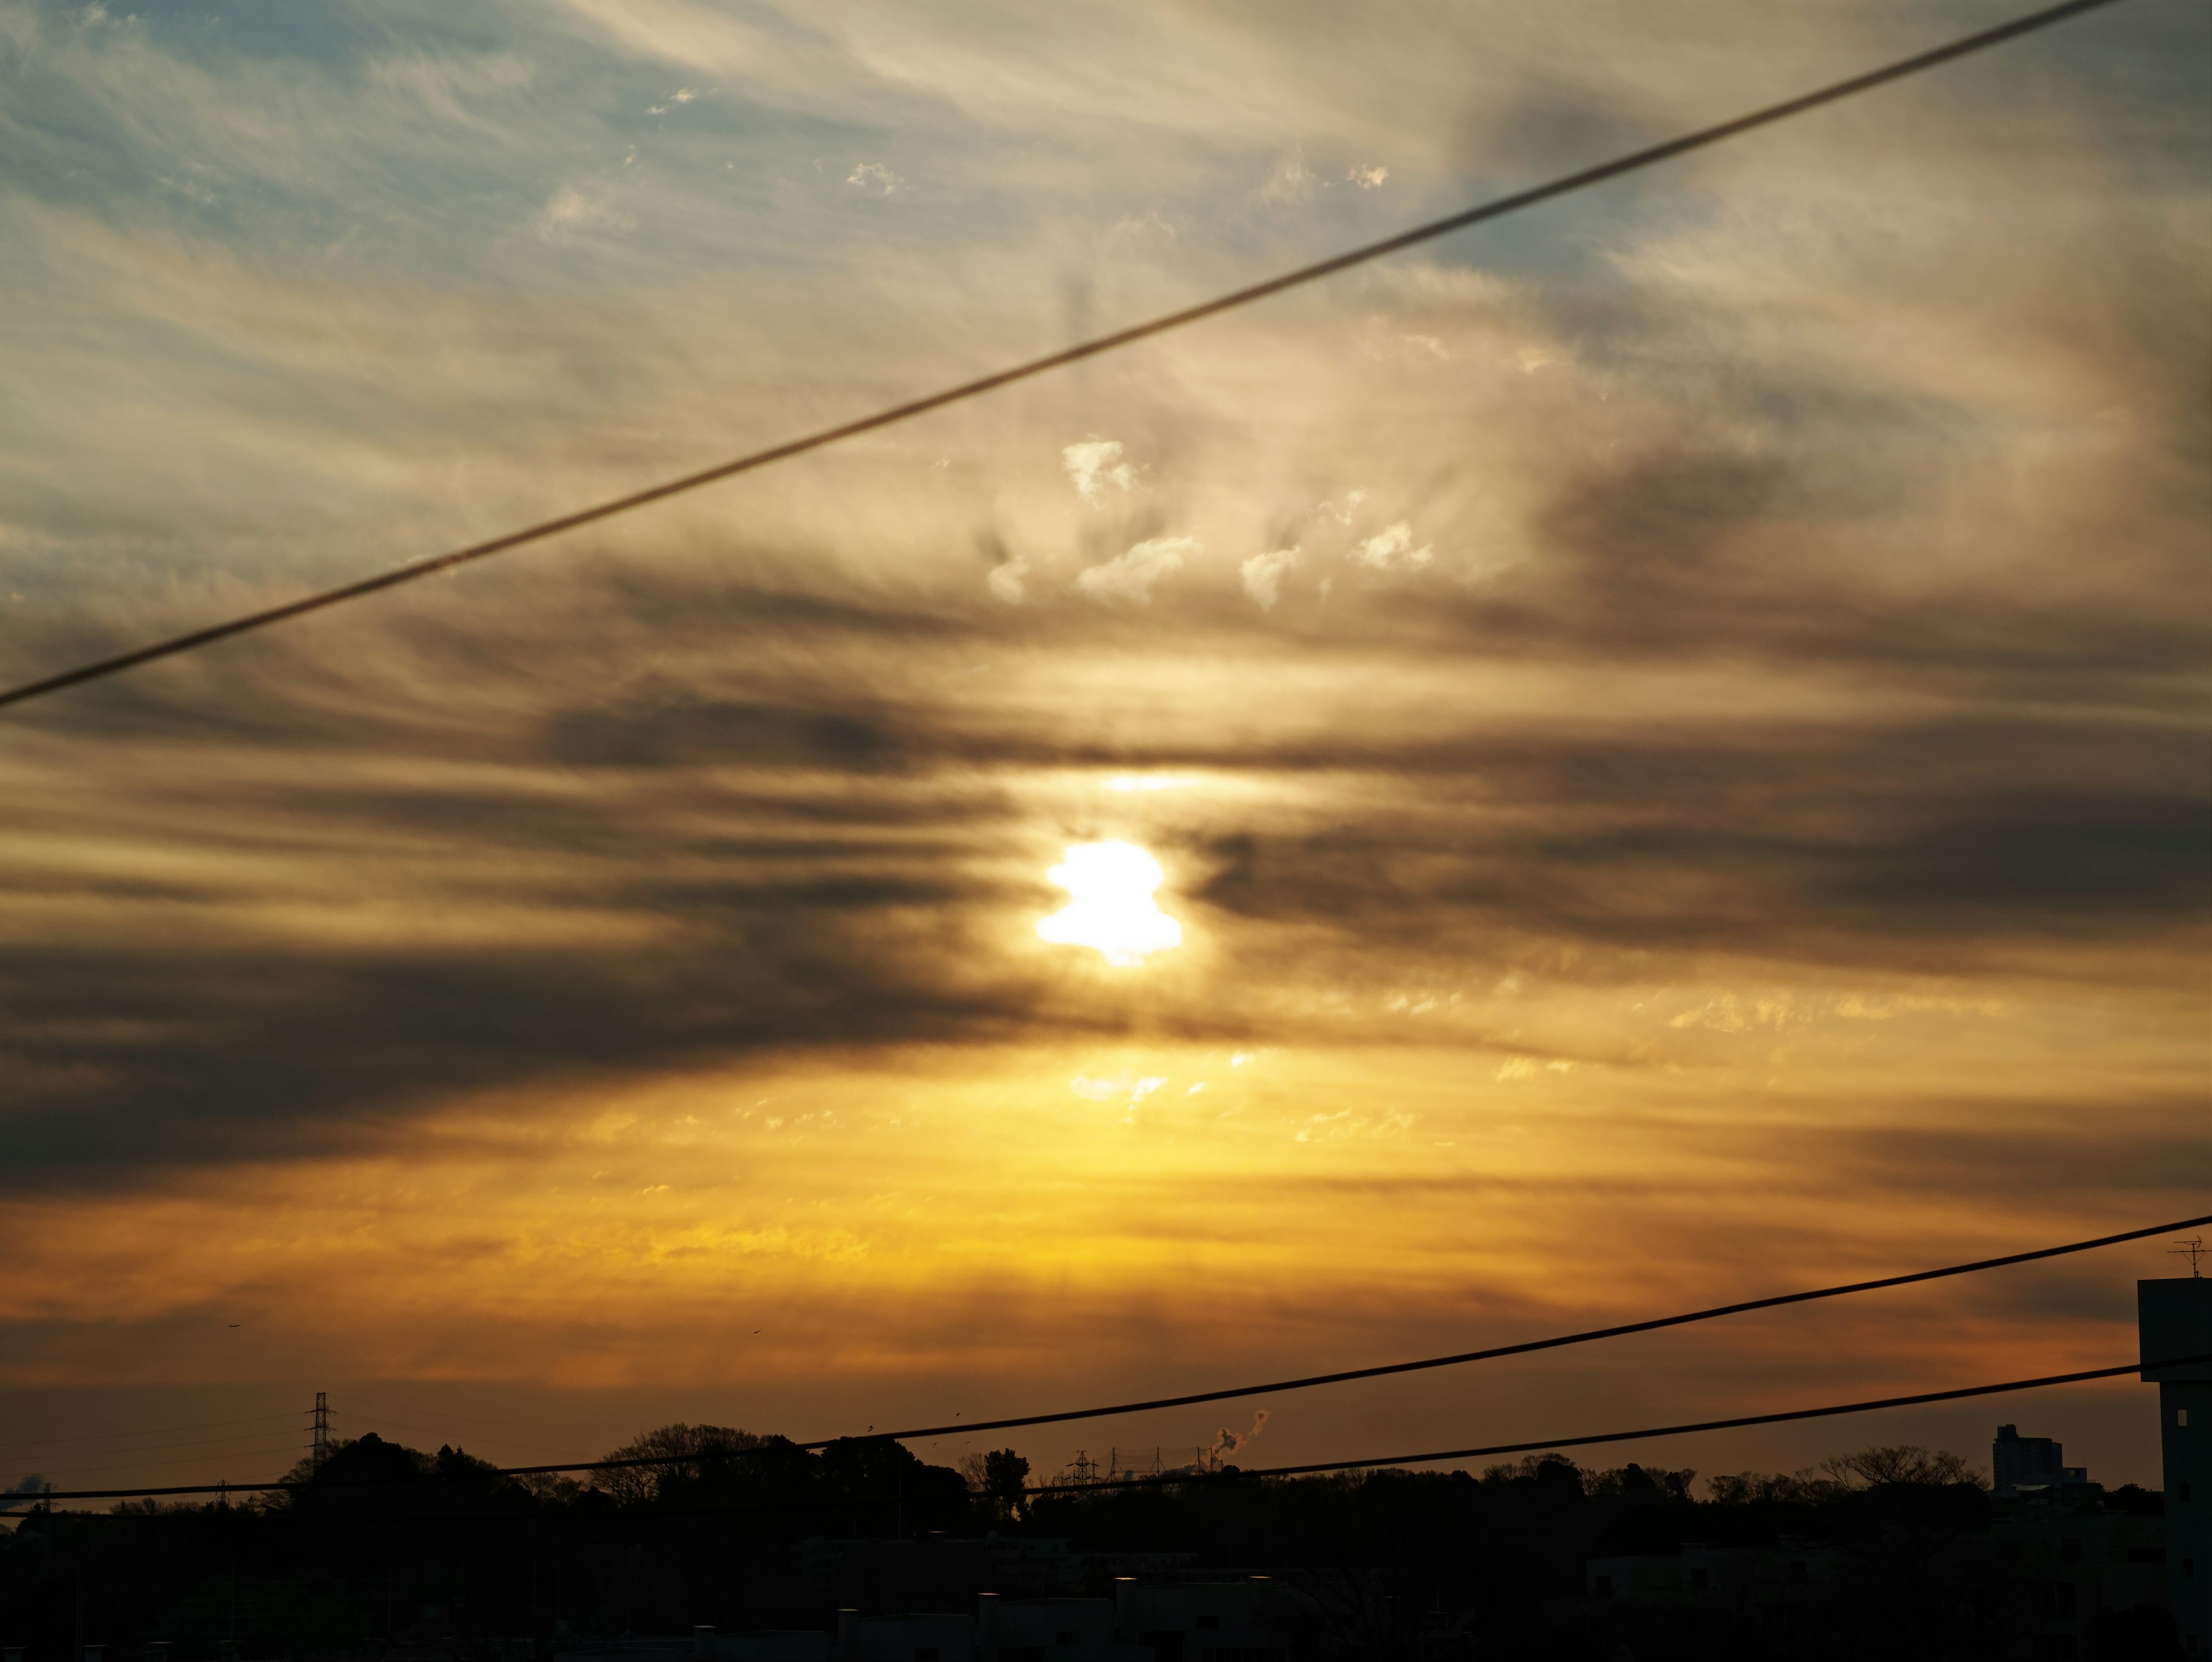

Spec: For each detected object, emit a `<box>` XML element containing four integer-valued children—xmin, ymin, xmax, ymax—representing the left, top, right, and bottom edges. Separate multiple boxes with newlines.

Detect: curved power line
<box><xmin>1041</xmin><ymin>1357</ymin><xmax>2202</xmax><ymax>1492</ymax></box>
<box><xmin>9</xmin><ymin>1352</ymin><xmax>2201</xmax><ymax>1510</ymax></box>
<box><xmin>0</xmin><ymin>0</ymin><xmax>2126</xmax><ymax>714</ymax></box>
<box><xmin>796</xmin><ymin>1209</ymin><xmax>2211</xmax><ymax>1449</ymax></box>
<box><xmin>6</xmin><ymin>1210</ymin><xmax>2195</xmax><ymax>1498</ymax></box>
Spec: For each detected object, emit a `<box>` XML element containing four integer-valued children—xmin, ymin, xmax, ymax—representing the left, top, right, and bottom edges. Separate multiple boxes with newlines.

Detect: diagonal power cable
<box><xmin>799</xmin><ymin>1210</ymin><xmax>2210</xmax><ymax>1448</ymax></box>
<box><xmin>1033</xmin><ymin>1354</ymin><xmax>2212</xmax><ymax>1494</ymax></box>
<box><xmin>9</xmin><ymin>1353</ymin><xmax>2205</xmax><ymax>1509</ymax></box>
<box><xmin>0</xmin><ymin>0</ymin><xmax>2128</xmax><ymax>713</ymax></box>
<box><xmin>5</xmin><ymin>1210</ymin><xmax>2201</xmax><ymax>1505</ymax></box>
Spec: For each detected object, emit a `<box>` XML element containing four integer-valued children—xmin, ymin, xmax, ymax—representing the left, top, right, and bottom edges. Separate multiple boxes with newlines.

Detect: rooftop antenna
<box><xmin>310</xmin><ymin>1391</ymin><xmax>331</xmax><ymax>1469</ymax></box>
<box><xmin>2172</xmin><ymin>1236</ymin><xmax>2206</xmax><ymax>1278</ymax></box>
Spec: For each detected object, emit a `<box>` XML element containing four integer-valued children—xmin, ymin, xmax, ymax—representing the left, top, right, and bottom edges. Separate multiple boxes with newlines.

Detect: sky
<box><xmin>0</xmin><ymin>0</ymin><xmax>2206</xmax><ymax>1501</ymax></box>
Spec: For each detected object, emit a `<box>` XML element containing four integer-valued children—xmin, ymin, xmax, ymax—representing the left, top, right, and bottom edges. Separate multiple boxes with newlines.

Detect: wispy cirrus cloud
<box><xmin>0</xmin><ymin>0</ymin><xmax>2205</xmax><ymax>1484</ymax></box>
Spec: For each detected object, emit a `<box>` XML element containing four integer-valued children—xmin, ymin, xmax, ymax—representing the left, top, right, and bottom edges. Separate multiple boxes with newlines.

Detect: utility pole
<box><xmin>310</xmin><ymin>1391</ymin><xmax>331</xmax><ymax>1469</ymax></box>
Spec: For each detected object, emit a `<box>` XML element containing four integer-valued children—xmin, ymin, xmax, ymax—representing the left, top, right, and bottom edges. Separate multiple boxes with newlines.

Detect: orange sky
<box><xmin>1</xmin><ymin>0</ymin><xmax>2206</xmax><ymax>1502</ymax></box>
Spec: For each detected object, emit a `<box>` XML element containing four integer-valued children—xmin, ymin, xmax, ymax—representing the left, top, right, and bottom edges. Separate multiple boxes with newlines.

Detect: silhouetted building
<box><xmin>975</xmin><ymin>1594</ymin><xmax>1149</xmax><ymax>1660</ymax></box>
<box><xmin>796</xmin><ymin>1535</ymin><xmax>1194</xmax><ymax>1602</ymax></box>
<box><xmin>1994</xmin><ymin>1425</ymin><xmax>2101</xmax><ymax>1508</ymax></box>
<box><xmin>1993</xmin><ymin>1508</ymin><xmax>2171</xmax><ymax>1655</ymax></box>
<box><xmin>2142</xmin><ymin>1275</ymin><xmax>2212</xmax><ymax>1655</ymax></box>
<box><xmin>1994</xmin><ymin>1425</ymin><xmax>2067</xmax><ymax>1500</ymax></box>
<box><xmin>836</xmin><ymin>1608</ymin><xmax>974</xmax><ymax>1662</ymax></box>
<box><xmin>1585</xmin><ymin>1538</ymin><xmax>1842</xmax><ymax>1606</ymax></box>
<box><xmin>696</xmin><ymin>1631</ymin><xmax>832</xmax><ymax>1662</ymax></box>
<box><xmin>1111</xmin><ymin>1577</ymin><xmax>1296</xmax><ymax>1661</ymax></box>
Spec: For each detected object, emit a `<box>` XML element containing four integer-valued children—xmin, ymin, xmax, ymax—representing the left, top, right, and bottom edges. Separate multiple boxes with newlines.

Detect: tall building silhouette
<box><xmin>1992</xmin><ymin>1424</ymin><xmax>2066</xmax><ymax>1498</ymax></box>
<box><xmin>2141</xmin><ymin>1275</ymin><xmax>2211</xmax><ymax>1654</ymax></box>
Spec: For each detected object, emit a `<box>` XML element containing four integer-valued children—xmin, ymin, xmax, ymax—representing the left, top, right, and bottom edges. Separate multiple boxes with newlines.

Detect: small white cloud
<box><xmin>1350</xmin><ymin>522</ymin><xmax>1433</xmax><ymax>571</ymax></box>
<box><xmin>1070</xmin><ymin>1073</ymin><xmax>1168</xmax><ymax>1102</ymax></box>
<box><xmin>671</xmin><ymin>87</ymin><xmax>699</xmax><ymax>103</ymax></box>
<box><xmin>1111</xmin><ymin>209</ymin><xmax>1178</xmax><ymax>243</ymax></box>
<box><xmin>1347</xmin><ymin>164</ymin><xmax>1389</xmax><ymax>189</ymax></box>
<box><xmin>847</xmin><ymin>161</ymin><xmax>903</xmax><ymax>195</ymax></box>
<box><xmin>1257</xmin><ymin>149</ymin><xmax>1319</xmax><ymax>205</ymax></box>
<box><xmin>1077</xmin><ymin>536</ymin><xmax>1194</xmax><ymax>607</ymax></box>
<box><xmin>1494</xmin><ymin>1058</ymin><xmax>1537</xmax><ymax>1081</ymax></box>
<box><xmin>536</xmin><ymin>185</ymin><xmax>627</xmax><ymax>241</ymax></box>
<box><xmin>1062</xmin><ymin>437</ymin><xmax>1137</xmax><ymax>506</ymax></box>
<box><xmin>1517</xmin><ymin>346</ymin><xmax>1556</xmax><ymax>373</ymax></box>
<box><xmin>1240</xmin><ymin>547</ymin><xmax>1298</xmax><ymax>611</ymax></box>
<box><xmin>986</xmin><ymin>557</ymin><xmax>1030</xmax><ymax>603</ymax></box>
<box><xmin>1312</xmin><ymin>490</ymin><xmax>1367</xmax><ymax>526</ymax></box>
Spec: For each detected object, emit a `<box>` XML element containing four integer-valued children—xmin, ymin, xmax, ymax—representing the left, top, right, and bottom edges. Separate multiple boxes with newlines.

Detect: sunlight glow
<box><xmin>1036</xmin><ymin>841</ymin><xmax>1183</xmax><ymax>966</ymax></box>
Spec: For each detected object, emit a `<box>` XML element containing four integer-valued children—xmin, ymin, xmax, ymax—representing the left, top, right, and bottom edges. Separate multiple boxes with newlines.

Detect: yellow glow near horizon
<box><xmin>1035</xmin><ymin>840</ymin><xmax>1183</xmax><ymax>966</ymax></box>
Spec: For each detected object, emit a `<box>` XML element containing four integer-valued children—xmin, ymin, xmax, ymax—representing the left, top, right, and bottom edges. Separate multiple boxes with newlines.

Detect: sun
<box><xmin>1036</xmin><ymin>841</ymin><xmax>1183</xmax><ymax>967</ymax></box>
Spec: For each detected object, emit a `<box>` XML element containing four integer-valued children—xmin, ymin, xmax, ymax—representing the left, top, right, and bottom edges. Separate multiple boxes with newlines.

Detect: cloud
<box><xmin>1255</xmin><ymin>149</ymin><xmax>1318</xmax><ymax>206</ymax></box>
<box><xmin>1069</xmin><ymin>1073</ymin><xmax>1167</xmax><ymax>1102</ymax></box>
<box><xmin>0</xmin><ymin>0</ymin><xmax>2205</xmax><ymax>1473</ymax></box>
<box><xmin>1347</xmin><ymin>164</ymin><xmax>1388</xmax><ymax>188</ymax></box>
<box><xmin>985</xmin><ymin>557</ymin><xmax>1029</xmax><ymax>603</ymax></box>
<box><xmin>846</xmin><ymin>161</ymin><xmax>903</xmax><ymax>194</ymax></box>
<box><xmin>1349</xmin><ymin>522</ymin><xmax>1433</xmax><ymax>570</ymax></box>
<box><xmin>535</xmin><ymin>184</ymin><xmax>628</xmax><ymax>240</ymax></box>
<box><xmin>1062</xmin><ymin>437</ymin><xmax>1137</xmax><ymax>506</ymax></box>
<box><xmin>1240</xmin><ymin>547</ymin><xmax>1298</xmax><ymax>610</ymax></box>
<box><xmin>1075</xmin><ymin>536</ymin><xmax>1193</xmax><ymax>606</ymax></box>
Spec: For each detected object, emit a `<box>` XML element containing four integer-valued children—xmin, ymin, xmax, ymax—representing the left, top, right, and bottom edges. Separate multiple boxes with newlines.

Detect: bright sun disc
<box><xmin>1036</xmin><ymin>841</ymin><xmax>1183</xmax><ymax>966</ymax></box>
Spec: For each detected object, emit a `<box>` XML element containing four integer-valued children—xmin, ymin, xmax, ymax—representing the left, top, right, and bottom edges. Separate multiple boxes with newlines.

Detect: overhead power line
<box><xmin>0</xmin><ymin>0</ymin><xmax>2127</xmax><ymax>714</ymax></box>
<box><xmin>1035</xmin><ymin>1356</ymin><xmax>2209</xmax><ymax>1494</ymax></box>
<box><xmin>8</xmin><ymin>1351</ymin><xmax>2202</xmax><ymax>1510</ymax></box>
<box><xmin>3</xmin><ymin>1210</ymin><xmax>2196</xmax><ymax>1501</ymax></box>
<box><xmin>791</xmin><ymin>1210</ymin><xmax>2212</xmax><ymax>1448</ymax></box>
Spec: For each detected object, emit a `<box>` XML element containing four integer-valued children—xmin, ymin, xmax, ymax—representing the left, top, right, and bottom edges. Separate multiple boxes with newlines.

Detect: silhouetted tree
<box><xmin>597</xmin><ymin>1421</ymin><xmax>772</xmax><ymax>1506</ymax></box>
<box><xmin>983</xmin><ymin>1448</ymin><xmax>1030</xmax><ymax>1519</ymax></box>
<box><xmin>1819</xmin><ymin>1443</ymin><xmax>1987</xmax><ymax>1489</ymax></box>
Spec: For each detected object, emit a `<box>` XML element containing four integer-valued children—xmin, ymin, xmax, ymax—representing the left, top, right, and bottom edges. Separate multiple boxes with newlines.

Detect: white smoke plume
<box><xmin>1207</xmin><ymin>1409</ymin><xmax>1269</xmax><ymax>1466</ymax></box>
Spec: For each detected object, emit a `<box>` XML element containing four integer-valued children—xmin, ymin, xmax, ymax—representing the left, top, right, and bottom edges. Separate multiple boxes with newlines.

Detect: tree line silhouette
<box><xmin>0</xmin><ymin>1425</ymin><xmax>2175</xmax><ymax>1660</ymax></box>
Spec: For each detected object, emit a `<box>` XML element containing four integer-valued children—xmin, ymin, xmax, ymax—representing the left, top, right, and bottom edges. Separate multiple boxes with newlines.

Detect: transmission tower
<box><xmin>310</xmin><ymin>1390</ymin><xmax>330</xmax><ymax>1470</ymax></box>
